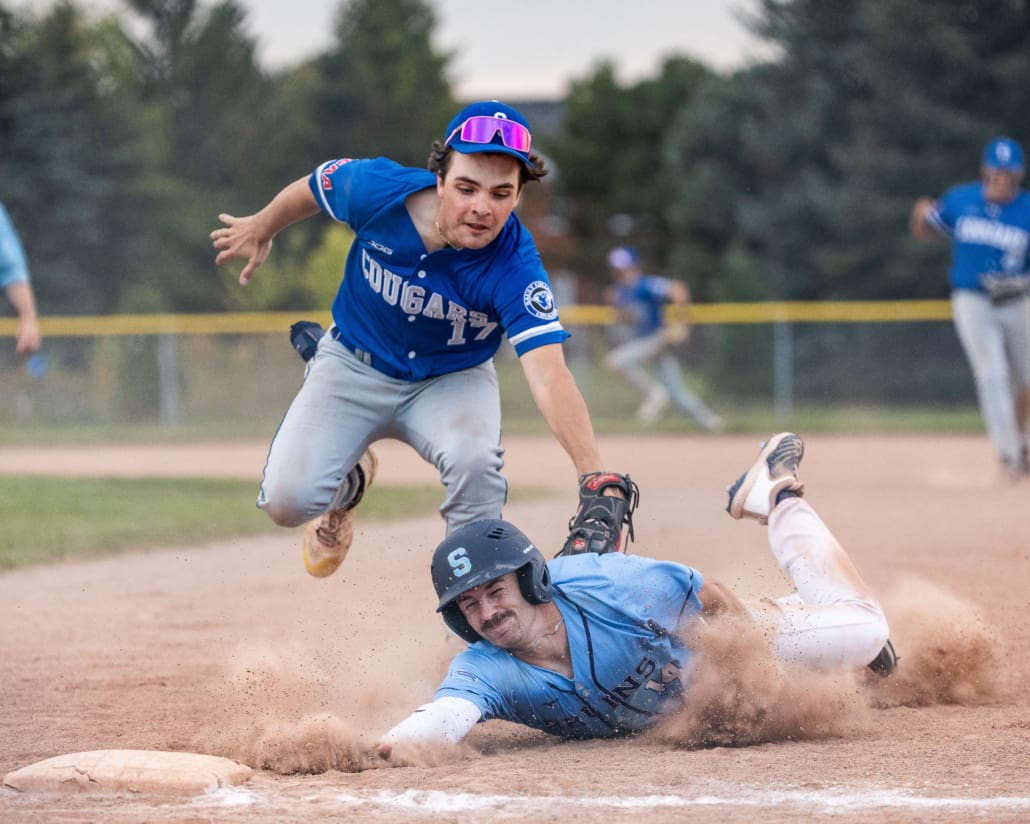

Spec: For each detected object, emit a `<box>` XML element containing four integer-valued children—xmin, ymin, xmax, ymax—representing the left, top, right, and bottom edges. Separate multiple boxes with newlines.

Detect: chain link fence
<box><xmin>0</xmin><ymin>303</ymin><xmax>982</xmax><ymax>435</ymax></box>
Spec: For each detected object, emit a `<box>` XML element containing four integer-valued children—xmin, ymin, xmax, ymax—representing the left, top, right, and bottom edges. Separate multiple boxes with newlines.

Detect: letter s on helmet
<box><xmin>430</xmin><ymin>519</ymin><xmax>552</xmax><ymax>643</ymax></box>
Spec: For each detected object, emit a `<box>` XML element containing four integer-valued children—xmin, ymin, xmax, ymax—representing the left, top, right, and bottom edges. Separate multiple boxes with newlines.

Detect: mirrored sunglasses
<box><xmin>446</xmin><ymin>116</ymin><xmax>532</xmax><ymax>153</ymax></box>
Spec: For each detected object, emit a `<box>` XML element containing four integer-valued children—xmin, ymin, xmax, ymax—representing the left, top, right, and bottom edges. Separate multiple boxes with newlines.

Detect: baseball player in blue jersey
<box><xmin>604</xmin><ymin>246</ymin><xmax>723</xmax><ymax>429</ymax></box>
<box><xmin>211</xmin><ymin>101</ymin><xmax>634</xmax><ymax>578</ymax></box>
<box><xmin>910</xmin><ymin>136</ymin><xmax>1030</xmax><ymax>478</ymax></box>
<box><xmin>0</xmin><ymin>201</ymin><xmax>42</xmax><ymax>355</ymax></box>
<box><xmin>375</xmin><ymin>433</ymin><xmax>897</xmax><ymax>753</ymax></box>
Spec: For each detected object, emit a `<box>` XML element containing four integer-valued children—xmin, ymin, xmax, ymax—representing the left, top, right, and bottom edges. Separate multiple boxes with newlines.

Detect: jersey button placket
<box><xmin>405</xmin><ymin>262</ymin><xmax>434</xmax><ymax>365</ymax></box>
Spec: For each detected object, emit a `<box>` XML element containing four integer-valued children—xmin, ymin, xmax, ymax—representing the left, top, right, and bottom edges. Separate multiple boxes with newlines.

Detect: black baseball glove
<box><xmin>558</xmin><ymin>472</ymin><xmax>640</xmax><ymax>557</ymax></box>
<box><xmin>290</xmin><ymin>320</ymin><xmax>325</xmax><ymax>362</ymax></box>
<box><xmin>981</xmin><ymin>272</ymin><xmax>1030</xmax><ymax>306</ymax></box>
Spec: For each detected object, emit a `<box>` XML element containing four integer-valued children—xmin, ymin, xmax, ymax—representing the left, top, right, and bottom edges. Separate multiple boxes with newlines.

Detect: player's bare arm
<box><xmin>519</xmin><ymin>343</ymin><xmax>604</xmax><ymax>476</ymax></box>
<box><xmin>5</xmin><ymin>281</ymin><xmax>41</xmax><ymax>354</ymax></box>
<box><xmin>211</xmin><ymin>176</ymin><xmax>320</xmax><ymax>285</ymax></box>
<box><xmin>667</xmin><ymin>280</ymin><xmax>690</xmax><ymax>305</ymax></box>
<box><xmin>908</xmin><ymin>197</ymin><xmax>938</xmax><ymax>240</ymax></box>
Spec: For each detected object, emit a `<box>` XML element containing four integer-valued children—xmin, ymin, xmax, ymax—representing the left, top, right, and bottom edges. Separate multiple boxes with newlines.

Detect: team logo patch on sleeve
<box><xmin>319</xmin><ymin>157</ymin><xmax>355</xmax><ymax>190</ymax></box>
<box><xmin>523</xmin><ymin>281</ymin><xmax>559</xmax><ymax>320</ymax></box>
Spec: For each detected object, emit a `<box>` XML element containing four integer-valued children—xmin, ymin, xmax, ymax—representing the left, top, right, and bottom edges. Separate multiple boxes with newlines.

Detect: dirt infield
<box><xmin>1</xmin><ymin>433</ymin><xmax>1028</xmax><ymax>823</ymax></box>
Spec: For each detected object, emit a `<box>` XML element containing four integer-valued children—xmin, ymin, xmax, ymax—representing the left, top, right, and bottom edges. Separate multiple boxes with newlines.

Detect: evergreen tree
<box><xmin>311</xmin><ymin>0</ymin><xmax>454</xmax><ymax>167</ymax></box>
<box><xmin>124</xmin><ymin>0</ymin><xmax>273</xmax><ymax>311</ymax></box>
<box><xmin>664</xmin><ymin>0</ymin><xmax>1030</xmax><ymax>301</ymax></box>
<box><xmin>0</xmin><ymin>2</ymin><xmax>148</xmax><ymax>315</ymax></box>
<box><xmin>545</xmin><ymin>57</ymin><xmax>713</xmax><ymax>286</ymax></box>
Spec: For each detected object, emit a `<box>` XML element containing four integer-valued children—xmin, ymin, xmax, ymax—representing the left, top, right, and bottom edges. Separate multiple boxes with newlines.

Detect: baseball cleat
<box><xmin>866</xmin><ymin>639</ymin><xmax>899</xmax><ymax>677</ymax></box>
<box><xmin>726</xmin><ymin>432</ymin><xmax>805</xmax><ymax>523</ymax></box>
<box><xmin>636</xmin><ymin>386</ymin><xmax>671</xmax><ymax>424</ymax></box>
<box><xmin>1000</xmin><ymin>447</ymin><xmax>1030</xmax><ymax>481</ymax></box>
<box><xmin>302</xmin><ymin>448</ymin><xmax>377</xmax><ymax>578</ymax></box>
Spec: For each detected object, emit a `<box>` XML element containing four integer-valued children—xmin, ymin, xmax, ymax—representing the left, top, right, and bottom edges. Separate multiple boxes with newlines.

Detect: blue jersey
<box><xmin>611</xmin><ymin>275</ymin><xmax>675</xmax><ymax>336</ymax></box>
<box><xmin>0</xmin><ymin>202</ymin><xmax>30</xmax><ymax>290</ymax></box>
<box><xmin>309</xmin><ymin>157</ymin><xmax>569</xmax><ymax>381</ymax></box>
<box><xmin>434</xmin><ymin>553</ymin><xmax>704</xmax><ymax>739</ymax></box>
<box><xmin>928</xmin><ymin>182</ymin><xmax>1030</xmax><ymax>292</ymax></box>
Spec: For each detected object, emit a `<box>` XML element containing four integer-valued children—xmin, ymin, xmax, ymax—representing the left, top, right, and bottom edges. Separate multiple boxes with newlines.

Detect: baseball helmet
<box><xmin>607</xmin><ymin>246</ymin><xmax>641</xmax><ymax>270</ymax></box>
<box><xmin>443</xmin><ymin>100</ymin><xmax>534</xmax><ymax>170</ymax></box>
<box><xmin>982</xmin><ymin>136</ymin><xmax>1025</xmax><ymax>172</ymax></box>
<box><xmin>430</xmin><ymin>518</ymin><xmax>552</xmax><ymax>643</ymax></box>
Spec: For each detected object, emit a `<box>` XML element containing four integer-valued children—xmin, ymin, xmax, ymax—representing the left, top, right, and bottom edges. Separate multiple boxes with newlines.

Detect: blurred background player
<box><xmin>910</xmin><ymin>136</ymin><xmax>1030</xmax><ymax>478</ymax></box>
<box><xmin>603</xmin><ymin>246</ymin><xmax>723</xmax><ymax>430</ymax></box>
<box><xmin>212</xmin><ymin>101</ymin><xmax>627</xmax><ymax>578</ymax></box>
<box><xmin>0</xmin><ymin>200</ymin><xmax>42</xmax><ymax>356</ymax></box>
<box><xmin>375</xmin><ymin>433</ymin><xmax>896</xmax><ymax>753</ymax></box>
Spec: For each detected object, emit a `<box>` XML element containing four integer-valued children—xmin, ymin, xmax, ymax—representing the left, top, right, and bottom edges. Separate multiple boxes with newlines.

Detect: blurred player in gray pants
<box><xmin>910</xmin><ymin>136</ymin><xmax>1030</xmax><ymax>479</ymax></box>
<box><xmin>604</xmin><ymin>246</ymin><xmax>723</xmax><ymax>430</ymax></box>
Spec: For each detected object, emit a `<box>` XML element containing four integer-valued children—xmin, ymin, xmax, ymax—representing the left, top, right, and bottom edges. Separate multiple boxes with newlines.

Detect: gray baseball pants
<box><xmin>257</xmin><ymin>332</ymin><xmax>507</xmax><ymax>533</ymax></box>
<box><xmin>951</xmin><ymin>290</ymin><xmax>1030</xmax><ymax>466</ymax></box>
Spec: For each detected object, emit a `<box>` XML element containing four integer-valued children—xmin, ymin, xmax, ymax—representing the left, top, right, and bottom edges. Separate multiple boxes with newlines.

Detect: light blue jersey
<box><xmin>928</xmin><ymin>182</ymin><xmax>1030</xmax><ymax>292</ymax></box>
<box><xmin>435</xmin><ymin>553</ymin><xmax>704</xmax><ymax>739</ymax></box>
<box><xmin>0</xmin><ymin>202</ymin><xmax>30</xmax><ymax>290</ymax></box>
<box><xmin>309</xmin><ymin>157</ymin><xmax>569</xmax><ymax>381</ymax></box>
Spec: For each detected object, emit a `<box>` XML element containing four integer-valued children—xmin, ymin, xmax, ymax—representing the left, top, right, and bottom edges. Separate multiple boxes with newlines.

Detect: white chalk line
<box><xmin>201</xmin><ymin>784</ymin><xmax>1030</xmax><ymax>815</ymax></box>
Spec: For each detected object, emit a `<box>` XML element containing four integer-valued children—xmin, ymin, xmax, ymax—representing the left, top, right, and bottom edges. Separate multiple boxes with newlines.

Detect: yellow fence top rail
<box><xmin>0</xmin><ymin>300</ymin><xmax>954</xmax><ymax>338</ymax></box>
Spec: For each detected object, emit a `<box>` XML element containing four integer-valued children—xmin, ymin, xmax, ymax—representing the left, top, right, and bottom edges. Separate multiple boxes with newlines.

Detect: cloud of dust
<box><xmin>647</xmin><ymin>613</ymin><xmax>870</xmax><ymax>749</ymax></box>
<box><xmin>874</xmin><ymin>575</ymin><xmax>1006</xmax><ymax>708</ymax></box>
<box><xmin>649</xmin><ymin>575</ymin><xmax>1006</xmax><ymax>749</ymax></box>
<box><xmin>185</xmin><ymin>576</ymin><xmax>1006</xmax><ymax>767</ymax></box>
<box><xmin>190</xmin><ymin>631</ymin><xmax>465</xmax><ymax>774</ymax></box>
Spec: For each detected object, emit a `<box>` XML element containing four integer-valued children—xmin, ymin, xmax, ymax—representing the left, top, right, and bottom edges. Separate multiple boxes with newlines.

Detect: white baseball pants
<box><xmin>750</xmin><ymin>497</ymin><xmax>890</xmax><ymax>671</ymax></box>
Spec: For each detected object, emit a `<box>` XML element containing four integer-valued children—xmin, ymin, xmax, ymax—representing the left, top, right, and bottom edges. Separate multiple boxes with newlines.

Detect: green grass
<box><xmin>0</xmin><ymin>477</ymin><xmax>447</xmax><ymax>571</ymax></box>
<box><xmin>0</xmin><ymin>477</ymin><xmax>550</xmax><ymax>571</ymax></box>
<box><xmin>0</xmin><ymin>402</ymin><xmax>986</xmax><ymax>446</ymax></box>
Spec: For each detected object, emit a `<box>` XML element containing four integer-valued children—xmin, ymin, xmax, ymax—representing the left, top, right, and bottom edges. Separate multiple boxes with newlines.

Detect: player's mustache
<box><xmin>482</xmin><ymin>611</ymin><xmax>514</xmax><ymax>633</ymax></box>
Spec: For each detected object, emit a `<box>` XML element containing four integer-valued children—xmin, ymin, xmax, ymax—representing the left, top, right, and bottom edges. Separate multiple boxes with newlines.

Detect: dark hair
<box><xmin>427</xmin><ymin>141</ymin><xmax>548</xmax><ymax>186</ymax></box>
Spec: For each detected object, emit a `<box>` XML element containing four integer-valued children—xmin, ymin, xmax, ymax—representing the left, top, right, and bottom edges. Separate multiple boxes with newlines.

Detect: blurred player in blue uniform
<box><xmin>910</xmin><ymin>136</ymin><xmax>1030</xmax><ymax>478</ymax></box>
<box><xmin>376</xmin><ymin>434</ymin><xmax>896</xmax><ymax>752</ymax></box>
<box><xmin>604</xmin><ymin>246</ymin><xmax>723</xmax><ymax>429</ymax></box>
<box><xmin>212</xmin><ymin>101</ymin><xmax>623</xmax><ymax>578</ymax></box>
<box><xmin>0</xmin><ymin>201</ymin><xmax>42</xmax><ymax>355</ymax></box>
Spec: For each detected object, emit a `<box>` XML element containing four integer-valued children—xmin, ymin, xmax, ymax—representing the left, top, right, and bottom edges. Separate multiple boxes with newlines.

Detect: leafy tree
<box><xmin>544</xmin><ymin>57</ymin><xmax>714</xmax><ymax>287</ymax></box>
<box><xmin>0</xmin><ymin>2</ymin><xmax>148</xmax><ymax>315</ymax></box>
<box><xmin>665</xmin><ymin>0</ymin><xmax>1030</xmax><ymax>301</ymax></box>
<box><xmin>122</xmin><ymin>0</ymin><xmax>275</xmax><ymax>312</ymax></box>
<box><xmin>659</xmin><ymin>0</ymin><xmax>1030</xmax><ymax>401</ymax></box>
<box><xmin>310</xmin><ymin>0</ymin><xmax>454</xmax><ymax>167</ymax></box>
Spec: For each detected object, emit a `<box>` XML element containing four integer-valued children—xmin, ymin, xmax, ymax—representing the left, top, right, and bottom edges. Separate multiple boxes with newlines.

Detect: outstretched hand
<box><xmin>356</xmin><ymin>742</ymin><xmax>397</xmax><ymax>770</ymax></box>
<box><xmin>210</xmin><ymin>212</ymin><xmax>272</xmax><ymax>285</ymax></box>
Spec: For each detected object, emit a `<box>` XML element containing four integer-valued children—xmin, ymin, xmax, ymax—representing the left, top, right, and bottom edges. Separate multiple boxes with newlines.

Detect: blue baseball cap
<box><xmin>443</xmin><ymin>101</ymin><xmax>534</xmax><ymax>169</ymax></box>
<box><xmin>607</xmin><ymin>246</ymin><xmax>641</xmax><ymax>269</ymax></box>
<box><xmin>982</xmin><ymin>136</ymin><xmax>1025</xmax><ymax>172</ymax></box>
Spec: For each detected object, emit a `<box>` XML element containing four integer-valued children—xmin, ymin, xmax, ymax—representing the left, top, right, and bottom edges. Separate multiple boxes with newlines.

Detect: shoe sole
<box><xmin>303</xmin><ymin>509</ymin><xmax>354</xmax><ymax>578</ymax></box>
<box><xmin>301</xmin><ymin>448</ymin><xmax>375</xmax><ymax>578</ymax></box>
<box><xmin>726</xmin><ymin>432</ymin><xmax>802</xmax><ymax>520</ymax></box>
